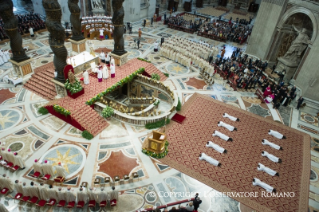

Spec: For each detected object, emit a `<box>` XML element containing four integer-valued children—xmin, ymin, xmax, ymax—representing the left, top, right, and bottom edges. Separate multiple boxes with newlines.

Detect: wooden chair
<box><xmin>132</xmin><ymin>172</ymin><xmax>139</xmax><ymax>182</ymax></box>
<box><xmin>114</xmin><ymin>176</ymin><xmax>120</xmax><ymax>185</ymax></box>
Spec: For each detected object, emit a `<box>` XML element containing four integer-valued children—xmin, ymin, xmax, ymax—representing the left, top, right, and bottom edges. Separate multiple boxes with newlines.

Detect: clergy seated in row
<box><xmin>217</xmin><ymin>121</ymin><xmax>237</xmax><ymax>131</ymax></box>
<box><xmin>262</xmin><ymin>139</ymin><xmax>282</xmax><ymax>150</ymax></box>
<box><xmin>0</xmin><ymin>174</ymin><xmax>14</xmax><ymax>195</ymax></box>
<box><xmin>268</xmin><ymin>130</ymin><xmax>286</xmax><ymax>139</ymax></box>
<box><xmin>206</xmin><ymin>141</ymin><xmax>227</xmax><ymax>154</ymax></box>
<box><xmin>223</xmin><ymin>113</ymin><xmax>240</xmax><ymax>122</ymax></box>
<box><xmin>257</xmin><ymin>163</ymin><xmax>279</xmax><ymax>177</ymax></box>
<box><xmin>261</xmin><ymin>151</ymin><xmax>282</xmax><ymax>163</ymax></box>
<box><xmin>199</xmin><ymin>153</ymin><xmax>221</xmax><ymax>167</ymax></box>
<box><xmin>212</xmin><ymin>130</ymin><xmax>233</xmax><ymax>141</ymax></box>
<box><xmin>252</xmin><ymin>178</ymin><xmax>276</xmax><ymax>193</ymax></box>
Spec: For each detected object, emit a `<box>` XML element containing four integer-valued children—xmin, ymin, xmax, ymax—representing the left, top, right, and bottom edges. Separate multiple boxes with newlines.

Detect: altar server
<box><xmin>252</xmin><ymin>178</ymin><xmax>275</xmax><ymax>193</ymax></box>
<box><xmin>206</xmin><ymin>141</ymin><xmax>226</xmax><ymax>153</ymax></box>
<box><xmin>154</xmin><ymin>41</ymin><xmax>159</xmax><ymax>52</ymax></box>
<box><xmin>262</xmin><ymin>139</ymin><xmax>282</xmax><ymax>150</ymax></box>
<box><xmin>262</xmin><ymin>151</ymin><xmax>281</xmax><ymax>163</ymax></box>
<box><xmin>110</xmin><ymin>58</ymin><xmax>115</xmax><ymax>78</ymax></box>
<box><xmin>100</xmin><ymin>50</ymin><xmax>105</xmax><ymax>63</ymax></box>
<box><xmin>83</xmin><ymin>70</ymin><xmax>89</xmax><ymax>85</ymax></box>
<box><xmin>97</xmin><ymin>66</ymin><xmax>103</xmax><ymax>82</ymax></box>
<box><xmin>212</xmin><ymin>130</ymin><xmax>232</xmax><ymax>141</ymax></box>
<box><xmin>257</xmin><ymin>163</ymin><xmax>279</xmax><ymax>176</ymax></box>
<box><xmin>218</xmin><ymin>121</ymin><xmax>237</xmax><ymax>131</ymax></box>
<box><xmin>199</xmin><ymin>153</ymin><xmax>220</xmax><ymax>166</ymax></box>
<box><xmin>99</xmin><ymin>28</ymin><xmax>104</xmax><ymax>40</ymax></box>
<box><xmin>102</xmin><ymin>64</ymin><xmax>109</xmax><ymax>79</ymax></box>
<box><xmin>223</xmin><ymin>113</ymin><xmax>239</xmax><ymax>121</ymax></box>
<box><xmin>268</xmin><ymin>130</ymin><xmax>286</xmax><ymax>139</ymax></box>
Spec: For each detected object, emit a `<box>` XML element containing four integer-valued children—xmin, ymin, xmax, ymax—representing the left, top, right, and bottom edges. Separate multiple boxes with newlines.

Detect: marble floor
<box><xmin>0</xmin><ymin>4</ymin><xmax>318</xmax><ymax>212</ymax></box>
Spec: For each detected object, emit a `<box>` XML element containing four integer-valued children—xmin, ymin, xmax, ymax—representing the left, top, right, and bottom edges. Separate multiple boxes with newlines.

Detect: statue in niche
<box><xmin>43</xmin><ymin>0</ymin><xmax>68</xmax><ymax>83</ymax></box>
<box><xmin>111</xmin><ymin>0</ymin><xmax>127</xmax><ymax>56</ymax></box>
<box><xmin>68</xmin><ymin>0</ymin><xmax>85</xmax><ymax>41</ymax></box>
<box><xmin>91</xmin><ymin>0</ymin><xmax>103</xmax><ymax>9</ymax></box>
<box><xmin>283</xmin><ymin>25</ymin><xmax>311</xmax><ymax>61</ymax></box>
<box><xmin>0</xmin><ymin>0</ymin><xmax>29</xmax><ymax>62</ymax></box>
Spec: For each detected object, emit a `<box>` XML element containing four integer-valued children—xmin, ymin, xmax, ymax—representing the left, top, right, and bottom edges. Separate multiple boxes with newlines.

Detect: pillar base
<box><xmin>52</xmin><ymin>79</ymin><xmax>67</xmax><ymax>99</ymax></box>
<box><xmin>9</xmin><ymin>58</ymin><xmax>34</xmax><ymax>84</ymax></box>
<box><xmin>110</xmin><ymin>52</ymin><xmax>129</xmax><ymax>66</ymax></box>
<box><xmin>69</xmin><ymin>39</ymin><xmax>87</xmax><ymax>53</ymax></box>
<box><xmin>276</xmin><ymin>57</ymin><xmax>298</xmax><ymax>83</ymax></box>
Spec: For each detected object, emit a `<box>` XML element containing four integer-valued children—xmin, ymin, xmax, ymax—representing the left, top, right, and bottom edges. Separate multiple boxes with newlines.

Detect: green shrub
<box><xmin>145</xmin><ymin>118</ymin><xmax>170</xmax><ymax>129</ymax></box>
<box><xmin>137</xmin><ymin>57</ymin><xmax>151</xmax><ymax>63</ymax></box>
<box><xmin>82</xmin><ymin>130</ymin><xmax>93</xmax><ymax>140</ymax></box>
<box><xmin>164</xmin><ymin>73</ymin><xmax>169</xmax><ymax>77</ymax></box>
<box><xmin>176</xmin><ymin>98</ymin><xmax>181</xmax><ymax>111</ymax></box>
<box><xmin>102</xmin><ymin>106</ymin><xmax>114</xmax><ymax>118</ymax></box>
<box><xmin>38</xmin><ymin>107</ymin><xmax>49</xmax><ymax>115</ymax></box>
<box><xmin>151</xmin><ymin>73</ymin><xmax>160</xmax><ymax>81</ymax></box>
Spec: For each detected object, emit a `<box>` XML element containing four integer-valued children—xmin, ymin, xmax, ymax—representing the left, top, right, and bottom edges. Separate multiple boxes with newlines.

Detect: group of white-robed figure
<box><xmin>0</xmin><ymin>50</ymin><xmax>10</xmax><ymax>65</ymax></box>
<box><xmin>83</xmin><ymin>56</ymin><xmax>115</xmax><ymax>85</ymax></box>
<box><xmin>198</xmin><ymin>112</ymin><xmax>287</xmax><ymax>193</ymax></box>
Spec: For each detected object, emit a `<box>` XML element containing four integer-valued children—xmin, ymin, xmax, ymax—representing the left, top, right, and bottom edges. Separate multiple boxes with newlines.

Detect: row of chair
<box><xmin>0</xmin><ymin>155</ymin><xmax>23</xmax><ymax>172</ymax></box>
<box><xmin>94</xmin><ymin>172</ymin><xmax>139</xmax><ymax>186</ymax></box>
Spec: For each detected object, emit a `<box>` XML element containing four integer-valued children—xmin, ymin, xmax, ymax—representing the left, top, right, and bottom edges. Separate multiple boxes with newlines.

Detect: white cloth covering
<box><xmin>46</xmin><ymin>188</ymin><xmax>58</xmax><ymax>201</ymax></box>
<box><xmin>262</xmin><ymin>151</ymin><xmax>280</xmax><ymax>163</ymax></box>
<box><xmin>42</xmin><ymin>163</ymin><xmax>55</xmax><ymax>176</ymax></box>
<box><xmin>55</xmin><ymin>165</ymin><xmax>67</xmax><ymax>178</ymax></box>
<box><xmin>223</xmin><ymin>113</ymin><xmax>238</xmax><ymax>121</ymax></box>
<box><xmin>257</xmin><ymin>163</ymin><xmax>277</xmax><ymax>176</ymax></box>
<box><xmin>6</xmin><ymin>152</ymin><xmax>15</xmax><ymax>163</ymax></box>
<box><xmin>29</xmin><ymin>28</ymin><xmax>34</xmax><ymax>35</ymax></box>
<box><xmin>88</xmin><ymin>189</ymin><xmax>99</xmax><ymax>201</ymax></box>
<box><xmin>268</xmin><ymin>130</ymin><xmax>284</xmax><ymax>139</ymax></box>
<box><xmin>206</xmin><ymin>141</ymin><xmax>225</xmax><ymax>153</ymax></box>
<box><xmin>154</xmin><ymin>42</ymin><xmax>159</xmax><ymax>50</ymax></box>
<box><xmin>218</xmin><ymin>121</ymin><xmax>235</xmax><ymax>131</ymax></box>
<box><xmin>262</xmin><ymin>139</ymin><xmax>281</xmax><ymax>150</ymax></box>
<box><xmin>212</xmin><ymin>131</ymin><xmax>230</xmax><ymax>141</ymax></box>
<box><xmin>199</xmin><ymin>153</ymin><xmax>220</xmax><ymax>166</ymax></box>
<box><xmin>33</xmin><ymin>163</ymin><xmax>43</xmax><ymax>174</ymax></box>
<box><xmin>14</xmin><ymin>183</ymin><xmax>23</xmax><ymax>194</ymax></box>
<box><xmin>102</xmin><ymin>66</ymin><xmax>109</xmax><ymax>79</ymax></box>
<box><xmin>13</xmin><ymin>155</ymin><xmax>25</xmax><ymax>168</ymax></box>
<box><xmin>56</xmin><ymin>190</ymin><xmax>67</xmax><ymax>202</ymax></box>
<box><xmin>28</xmin><ymin>186</ymin><xmax>40</xmax><ymax>198</ymax></box>
<box><xmin>83</xmin><ymin>71</ymin><xmax>89</xmax><ymax>84</ymax></box>
<box><xmin>252</xmin><ymin>178</ymin><xmax>274</xmax><ymax>193</ymax></box>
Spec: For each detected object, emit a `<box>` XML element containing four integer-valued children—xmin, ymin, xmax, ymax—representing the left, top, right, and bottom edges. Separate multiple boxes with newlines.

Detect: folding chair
<box><xmin>46</xmin><ymin>198</ymin><xmax>56</xmax><ymax>206</ymax></box>
<box><xmin>66</xmin><ymin>201</ymin><xmax>76</xmax><ymax>208</ymax></box>
<box><xmin>57</xmin><ymin>200</ymin><xmax>66</xmax><ymax>207</ymax></box>
<box><xmin>76</xmin><ymin>201</ymin><xmax>85</xmax><ymax>208</ymax></box>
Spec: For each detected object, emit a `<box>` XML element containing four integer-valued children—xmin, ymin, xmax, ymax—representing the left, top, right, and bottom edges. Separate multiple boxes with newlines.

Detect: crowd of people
<box><xmin>0</xmin><ymin>12</ymin><xmax>45</xmax><ymax>40</ymax></box>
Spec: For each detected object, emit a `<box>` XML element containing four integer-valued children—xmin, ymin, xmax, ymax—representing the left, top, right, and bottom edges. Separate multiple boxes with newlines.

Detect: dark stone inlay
<box><xmin>157</xmin><ymin>164</ymin><xmax>169</xmax><ymax>171</ymax></box>
<box><xmin>304</xmin><ymin>115</ymin><xmax>315</xmax><ymax>122</ymax></box>
<box><xmin>57</xmin><ymin>140</ymin><xmax>64</xmax><ymax>143</ymax></box>
<box><xmin>28</xmin><ymin>126</ymin><xmax>49</xmax><ymax>140</ymax></box>
<box><xmin>34</xmin><ymin>140</ymin><xmax>44</xmax><ymax>149</ymax></box>
<box><xmin>100</xmin><ymin>142</ymin><xmax>131</xmax><ymax>149</ymax></box>
<box><xmin>125</xmin><ymin>148</ymin><xmax>135</xmax><ymax>156</ymax></box>
<box><xmin>15</xmin><ymin>129</ymin><xmax>27</xmax><ymax>135</ymax></box>
<box><xmin>9</xmin><ymin>143</ymin><xmax>23</xmax><ymax>152</ymax></box>
<box><xmin>17</xmin><ymin>89</ymin><xmax>26</xmax><ymax>102</ymax></box>
<box><xmin>81</xmin><ymin>144</ymin><xmax>88</xmax><ymax>149</ymax></box>
<box><xmin>137</xmin><ymin>169</ymin><xmax>144</xmax><ymax>177</ymax></box>
<box><xmin>98</xmin><ymin>152</ymin><xmax>107</xmax><ymax>160</ymax></box>
<box><xmin>310</xmin><ymin>170</ymin><xmax>317</xmax><ymax>180</ymax></box>
<box><xmin>23</xmin><ymin>118</ymin><xmax>28</xmax><ymax>122</ymax></box>
<box><xmin>41</xmin><ymin>60</ymin><xmax>49</xmax><ymax>64</ymax></box>
<box><xmin>64</xmin><ymin>177</ymin><xmax>78</xmax><ymax>185</ymax></box>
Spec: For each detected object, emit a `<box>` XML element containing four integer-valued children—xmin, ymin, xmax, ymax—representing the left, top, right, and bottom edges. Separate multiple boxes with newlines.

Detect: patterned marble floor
<box><xmin>0</xmin><ymin>6</ymin><xmax>318</xmax><ymax>212</ymax></box>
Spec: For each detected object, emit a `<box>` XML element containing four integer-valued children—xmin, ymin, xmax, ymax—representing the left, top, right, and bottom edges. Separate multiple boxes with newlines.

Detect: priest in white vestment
<box><xmin>14</xmin><ymin>180</ymin><xmax>23</xmax><ymax>197</ymax></box>
<box><xmin>212</xmin><ymin>130</ymin><xmax>232</xmax><ymax>141</ymax></box>
<box><xmin>100</xmin><ymin>51</ymin><xmax>106</xmax><ymax>63</ymax></box>
<box><xmin>55</xmin><ymin>163</ymin><xmax>67</xmax><ymax>178</ymax></box>
<box><xmin>223</xmin><ymin>113</ymin><xmax>239</xmax><ymax>121</ymax></box>
<box><xmin>66</xmin><ymin>187</ymin><xmax>76</xmax><ymax>203</ymax></box>
<box><xmin>262</xmin><ymin>151</ymin><xmax>281</xmax><ymax>163</ymax></box>
<box><xmin>206</xmin><ymin>141</ymin><xmax>226</xmax><ymax>153</ymax></box>
<box><xmin>110</xmin><ymin>59</ymin><xmax>115</xmax><ymax>78</ymax></box>
<box><xmin>13</xmin><ymin>152</ymin><xmax>25</xmax><ymax>169</ymax></box>
<box><xmin>262</xmin><ymin>139</ymin><xmax>282</xmax><ymax>150</ymax></box>
<box><xmin>199</xmin><ymin>153</ymin><xmax>220</xmax><ymax>166</ymax></box>
<box><xmin>154</xmin><ymin>42</ymin><xmax>159</xmax><ymax>52</ymax></box>
<box><xmin>83</xmin><ymin>70</ymin><xmax>89</xmax><ymax>85</ymax></box>
<box><xmin>97</xmin><ymin>67</ymin><xmax>103</xmax><ymax>82</ymax></box>
<box><xmin>218</xmin><ymin>121</ymin><xmax>237</xmax><ymax>131</ymax></box>
<box><xmin>103</xmin><ymin>65</ymin><xmax>109</xmax><ymax>79</ymax></box>
<box><xmin>252</xmin><ymin>178</ymin><xmax>275</xmax><ymax>193</ymax></box>
<box><xmin>77</xmin><ymin>188</ymin><xmax>88</xmax><ymax>204</ymax></box>
<box><xmin>268</xmin><ymin>130</ymin><xmax>286</xmax><ymax>139</ymax></box>
<box><xmin>257</xmin><ymin>163</ymin><xmax>279</xmax><ymax>176</ymax></box>
<box><xmin>105</xmin><ymin>53</ymin><xmax>110</xmax><ymax>65</ymax></box>
<box><xmin>33</xmin><ymin>160</ymin><xmax>43</xmax><ymax>175</ymax></box>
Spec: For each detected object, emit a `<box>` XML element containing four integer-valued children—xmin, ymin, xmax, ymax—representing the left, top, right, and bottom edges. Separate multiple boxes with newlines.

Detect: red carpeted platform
<box><xmin>159</xmin><ymin>93</ymin><xmax>310</xmax><ymax>212</ymax></box>
<box><xmin>171</xmin><ymin>113</ymin><xmax>186</xmax><ymax>124</ymax></box>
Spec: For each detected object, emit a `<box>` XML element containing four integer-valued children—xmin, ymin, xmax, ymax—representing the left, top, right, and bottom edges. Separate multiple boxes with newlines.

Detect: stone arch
<box><xmin>277</xmin><ymin>6</ymin><xmax>317</xmax><ymax>42</ymax></box>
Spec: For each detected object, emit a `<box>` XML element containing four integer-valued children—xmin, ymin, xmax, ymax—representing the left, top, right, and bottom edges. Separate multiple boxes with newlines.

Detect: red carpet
<box><xmin>171</xmin><ymin>113</ymin><xmax>186</xmax><ymax>124</ymax></box>
<box><xmin>159</xmin><ymin>93</ymin><xmax>310</xmax><ymax>212</ymax></box>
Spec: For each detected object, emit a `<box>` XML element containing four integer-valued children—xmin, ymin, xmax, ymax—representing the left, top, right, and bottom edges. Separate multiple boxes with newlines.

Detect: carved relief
<box><xmin>0</xmin><ymin>0</ymin><xmax>29</xmax><ymax>62</ymax></box>
<box><xmin>43</xmin><ymin>0</ymin><xmax>68</xmax><ymax>83</ymax></box>
<box><xmin>68</xmin><ymin>0</ymin><xmax>85</xmax><ymax>41</ymax></box>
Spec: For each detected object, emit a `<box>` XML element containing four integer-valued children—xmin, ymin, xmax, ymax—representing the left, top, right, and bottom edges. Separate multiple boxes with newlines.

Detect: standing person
<box><xmin>221</xmin><ymin>47</ymin><xmax>226</xmax><ymax>59</ymax></box>
<box><xmin>99</xmin><ymin>28</ymin><xmax>104</xmax><ymax>40</ymax></box>
<box><xmin>102</xmin><ymin>64</ymin><xmax>109</xmax><ymax>79</ymax></box>
<box><xmin>29</xmin><ymin>25</ymin><xmax>34</xmax><ymax>38</ymax></box>
<box><xmin>137</xmin><ymin>39</ymin><xmax>140</xmax><ymax>49</ymax></box>
<box><xmin>110</xmin><ymin>58</ymin><xmax>115</xmax><ymax>78</ymax></box>
<box><xmin>161</xmin><ymin>36</ymin><xmax>164</xmax><ymax>46</ymax></box>
<box><xmin>108</xmin><ymin>186</ymin><xmax>118</xmax><ymax>206</ymax></box>
<box><xmin>296</xmin><ymin>96</ymin><xmax>304</xmax><ymax>110</ymax></box>
<box><xmin>97</xmin><ymin>66</ymin><xmax>102</xmax><ymax>82</ymax></box>
<box><xmin>105</xmin><ymin>52</ymin><xmax>110</xmax><ymax>66</ymax></box>
<box><xmin>100</xmin><ymin>50</ymin><xmax>105</xmax><ymax>63</ymax></box>
<box><xmin>154</xmin><ymin>41</ymin><xmax>159</xmax><ymax>52</ymax></box>
<box><xmin>138</xmin><ymin>28</ymin><xmax>142</xmax><ymax>40</ymax></box>
<box><xmin>83</xmin><ymin>70</ymin><xmax>89</xmax><ymax>85</ymax></box>
<box><xmin>143</xmin><ymin>19</ymin><xmax>146</xmax><ymax>27</ymax></box>
<box><xmin>193</xmin><ymin>195</ymin><xmax>202</xmax><ymax>211</ymax></box>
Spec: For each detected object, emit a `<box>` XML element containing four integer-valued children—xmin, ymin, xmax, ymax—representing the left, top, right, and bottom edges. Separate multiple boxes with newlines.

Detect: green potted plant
<box><xmin>151</xmin><ymin>73</ymin><xmax>160</xmax><ymax>81</ymax></box>
<box><xmin>102</xmin><ymin>106</ymin><xmax>114</xmax><ymax>119</ymax></box>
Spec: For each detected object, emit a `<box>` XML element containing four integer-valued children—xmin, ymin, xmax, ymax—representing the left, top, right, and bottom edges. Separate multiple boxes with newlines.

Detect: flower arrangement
<box><xmin>64</xmin><ymin>78</ymin><xmax>83</xmax><ymax>95</ymax></box>
<box><xmin>86</xmin><ymin>68</ymin><xmax>145</xmax><ymax>105</ymax></box>
<box><xmin>53</xmin><ymin>105</ymin><xmax>71</xmax><ymax>116</ymax></box>
<box><xmin>137</xmin><ymin>57</ymin><xmax>151</xmax><ymax>63</ymax></box>
<box><xmin>102</xmin><ymin>106</ymin><xmax>114</xmax><ymax>118</ymax></box>
<box><xmin>142</xmin><ymin>141</ymin><xmax>169</xmax><ymax>158</ymax></box>
<box><xmin>151</xmin><ymin>73</ymin><xmax>160</xmax><ymax>81</ymax></box>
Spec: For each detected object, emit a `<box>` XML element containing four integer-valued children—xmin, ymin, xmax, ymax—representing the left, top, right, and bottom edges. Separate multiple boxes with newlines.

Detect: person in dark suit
<box><xmin>143</xmin><ymin>19</ymin><xmax>146</xmax><ymax>27</ymax></box>
<box><xmin>296</xmin><ymin>96</ymin><xmax>304</xmax><ymax>110</ymax></box>
<box><xmin>161</xmin><ymin>37</ymin><xmax>164</xmax><ymax>46</ymax></box>
<box><xmin>193</xmin><ymin>195</ymin><xmax>202</xmax><ymax>211</ymax></box>
<box><xmin>137</xmin><ymin>39</ymin><xmax>140</xmax><ymax>49</ymax></box>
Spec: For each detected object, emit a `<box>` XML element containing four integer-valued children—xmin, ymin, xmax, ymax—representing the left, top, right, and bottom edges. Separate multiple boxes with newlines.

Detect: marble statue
<box><xmin>0</xmin><ymin>0</ymin><xmax>29</xmax><ymax>62</ymax></box>
<box><xmin>283</xmin><ymin>26</ymin><xmax>311</xmax><ymax>61</ymax></box>
<box><xmin>68</xmin><ymin>0</ymin><xmax>85</xmax><ymax>41</ymax></box>
<box><xmin>43</xmin><ymin>0</ymin><xmax>68</xmax><ymax>83</ymax></box>
<box><xmin>112</xmin><ymin>0</ymin><xmax>127</xmax><ymax>56</ymax></box>
<box><xmin>92</xmin><ymin>0</ymin><xmax>103</xmax><ymax>9</ymax></box>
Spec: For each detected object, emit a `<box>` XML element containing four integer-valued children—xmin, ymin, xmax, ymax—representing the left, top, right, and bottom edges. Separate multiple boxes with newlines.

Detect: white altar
<box><xmin>68</xmin><ymin>51</ymin><xmax>99</xmax><ymax>75</ymax></box>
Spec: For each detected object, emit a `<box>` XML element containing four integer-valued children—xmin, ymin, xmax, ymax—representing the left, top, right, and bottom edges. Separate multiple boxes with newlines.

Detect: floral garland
<box><xmin>137</xmin><ymin>57</ymin><xmax>151</xmax><ymax>63</ymax></box>
<box><xmin>86</xmin><ymin>68</ymin><xmax>145</xmax><ymax>106</ymax></box>
<box><xmin>142</xmin><ymin>141</ymin><xmax>169</xmax><ymax>159</ymax></box>
<box><xmin>65</xmin><ymin>78</ymin><xmax>83</xmax><ymax>95</ymax></box>
<box><xmin>53</xmin><ymin>104</ymin><xmax>71</xmax><ymax>116</ymax></box>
